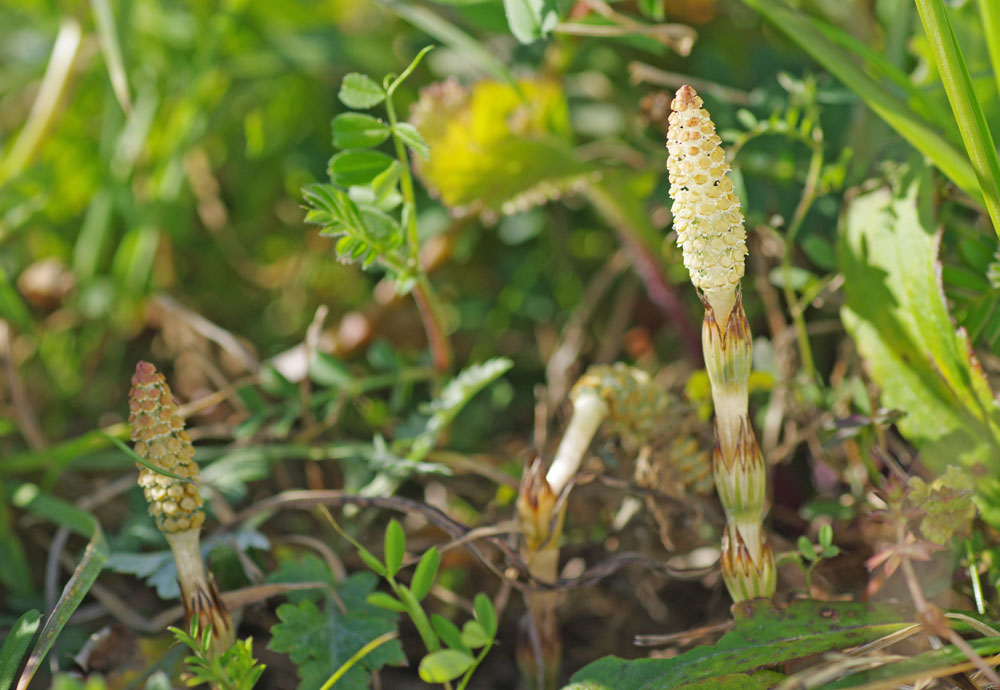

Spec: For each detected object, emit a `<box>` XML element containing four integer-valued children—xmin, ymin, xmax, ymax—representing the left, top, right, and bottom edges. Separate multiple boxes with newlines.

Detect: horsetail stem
<box><xmin>518</xmin><ymin>363</ymin><xmax>668</xmax><ymax>688</ymax></box>
<box><xmin>545</xmin><ymin>363</ymin><xmax>667</xmax><ymax>495</ymax></box>
<box><xmin>667</xmin><ymin>86</ymin><xmax>776</xmax><ymax>601</ymax></box>
<box><xmin>129</xmin><ymin>361</ymin><xmax>235</xmax><ymax>652</ymax></box>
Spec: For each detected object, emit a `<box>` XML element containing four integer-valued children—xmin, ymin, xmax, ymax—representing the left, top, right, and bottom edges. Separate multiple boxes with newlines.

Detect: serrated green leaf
<box><xmin>407</xmin><ymin>358</ymin><xmax>513</xmax><ymax>463</ymax></box>
<box><xmin>329</xmin><ymin>150</ymin><xmax>396</xmax><ymax>188</ymax></box>
<box><xmin>383</xmin><ymin>519</ymin><xmax>405</xmax><ymax>576</ymax></box>
<box><xmin>503</xmin><ymin>0</ymin><xmax>560</xmax><ymax>43</ymax></box>
<box><xmin>839</xmin><ymin>167</ymin><xmax>1000</xmax><ymax>523</ymax></box>
<box><xmin>473</xmin><ymin>593</ymin><xmax>497</xmax><ymax>639</ymax></box>
<box><xmin>569</xmin><ymin>600</ymin><xmax>915</xmax><ymax>689</ymax></box>
<box><xmin>431</xmin><ymin>614</ymin><xmax>468</xmax><ymax>655</ymax></box>
<box><xmin>269</xmin><ymin>572</ymin><xmax>405</xmax><ymax>690</ymax></box>
<box><xmin>265</xmin><ymin>554</ymin><xmax>337</xmax><ymax>603</ymax></box>
<box><xmin>460</xmin><ymin>620</ymin><xmax>490</xmax><ymax>649</ymax></box>
<box><xmin>332</xmin><ymin>113</ymin><xmax>390</xmax><ymax>149</ymax></box>
<box><xmin>410</xmin><ymin>547</ymin><xmax>440</xmax><ymax>601</ymax></box>
<box><xmin>393</xmin><ymin>123</ymin><xmax>429</xmax><ymax>160</ymax></box>
<box><xmin>338</xmin><ymin>73</ymin><xmax>385</xmax><ymax>109</ymax></box>
<box><xmin>418</xmin><ymin>649</ymin><xmax>475</xmax><ymax>683</ymax></box>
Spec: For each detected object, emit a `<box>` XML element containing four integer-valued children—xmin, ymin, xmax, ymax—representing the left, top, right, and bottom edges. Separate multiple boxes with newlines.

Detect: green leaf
<box><xmin>407</xmin><ymin>358</ymin><xmax>513</xmax><ymax>463</ymax></box>
<box><xmin>266</xmin><ymin>554</ymin><xmax>338</xmax><ymax>603</ymax></box>
<box><xmin>914</xmin><ymin>0</ymin><xmax>1000</xmax><ymax>241</ymax></box>
<box><xmin>460</xmin><ymin>620</ymin><xmax>490</xmax><ymax>649</ymax></box>
<box><xmin>473</xmin><ymin>593</ymin><xmax>497</xmax><ymax>639</ymax></box>
<box><xmin>332</xmin><ymin>113</ymin><xmax>390</xmax><ymax>149</ymax></box>
<box><xmin>358</xmin><ymin>548</ymin><xmax>388</xmax><ymax>577</ymax></box>
<box><xmin>741</xmin><ymin>0</ymin><xmax>981</xmax><ymax>204</ymax></box>
<box><xmin>366</xmin><ymin>592</ymin><xmax>408</xmax><ymax>613</ymax></box>
<box><xmin>797</xmin><ymin>536</ymin><xmax>817</xmax><ymax>562</ymax></box>
<box><xmin>839</xmin><ymin>168</ymin><xmax>1000</xmax><ymax>523</ymax></box>
<box><xmin>329</xmin><ymin>150</ymin><xmax>396</xmax><ymax>188</ymax></box>
<box><xmin>418</xmin><ymin>649</ymin><xmax>475</xmax><ymax>683</ymax></box>
<box><xmin>569</xmin><ymin>600</ymin><xmax>915</xmax><ymax>689</ymax></box>
<box><xmin>338</xmin><ymin>73</ymin><xmax>385</xmax><ymax>109</ymax></box>
<box><xmin>503</xmin><ymin>0</ymin><xmax>560</xmax><ymax>43</ymax></box>
<box><xmin>431</xmin><ymin>614</ymin><xmax>468</xmax><ymax>654</ymax></box>
<box><xmin>818</xmin><ymin>524</ymin><xmax>833</xmax><ymax>549</ymax></box>
<box><xmin>410</xmin><ymin>546</ymin><xmax>440</xmax><ymax>601</ymax></box>
<box><xmin>269</xmin><ymin>572</ymin><xmax>405</xmax><ymax>690</ymax></box>
<box><xmin>392</xmin><ymin>123</ymin><xmax>429</xmax><ymax>160</ymax></box>
<box><xmin>383</xmin><ymin>519</ymin><xmax>405</xmax><ymax>577</ymax></box>
<box><xmin>0</xmin><ymin>610</ymin><xmax>40</xmax><ymax>690</ymax></box>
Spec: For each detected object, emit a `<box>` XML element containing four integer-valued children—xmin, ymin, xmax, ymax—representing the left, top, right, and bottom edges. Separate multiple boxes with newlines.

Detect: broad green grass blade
<box><xmin>0</xmin><ymin>610</ymin><xmax>40</xmax><ymax>690</ymax></box>
<box><xmin>0</xmin><ymin>482</ymin><xmax>32</xmax><ymax>593</ymax></box>
<box><xmin>374</xmin><ymin>0</ymin><xmax>516</xmax><ymax>86</ymax></box>
<box><xmin>9</xmin><ymin>484</ymin><xmax>108</xmax><ymax>690</ymax></box>
<box><xmin>916</xmin><ymin>0</ymin><xmax>1000</xmax><ymax>241</ymax></box>
<box><xmin>90</xmin><ymin>0</ymin><xmax>132</xmax><ymax>115</ymax></box>
<box><xmin>741</xmin><ymin>0</ymin><xmax>981</xmax><ymax>204</ymax></box>
<box><xmin>977</xmin><ymin>0</ymin><xmax>1000</xmax><ymax>102</ymax></box>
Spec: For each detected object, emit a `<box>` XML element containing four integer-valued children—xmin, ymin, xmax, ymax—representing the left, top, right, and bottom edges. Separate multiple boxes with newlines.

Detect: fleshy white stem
<box><xmin>545</xmin><ymin>392</ymin><xmax>608</xmax><ymax>495</ymax></box>
<box><xmin>667</xmin><ymin>86</ymin><xmax>775</xmax><ymax>602</ymax></box>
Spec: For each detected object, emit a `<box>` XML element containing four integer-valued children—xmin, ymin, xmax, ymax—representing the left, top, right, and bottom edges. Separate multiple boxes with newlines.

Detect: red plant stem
<box><xmin>412</xmin><ymin>276</ymin><xmax>453</xmax><ymax>373</ymax></box>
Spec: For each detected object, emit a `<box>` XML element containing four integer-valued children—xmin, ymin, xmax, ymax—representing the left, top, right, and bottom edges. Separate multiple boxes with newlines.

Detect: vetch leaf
<box><xmin>366</xmin><ymin>592</ymin><xmax>408</xmax><ymax>613</ymax></box>
<box><xmin>393</xmin><ymin>123</ymin><xmax>429</xmax><ymax>159</ymax></box>
<box><xmin>473</xmin><ymin>592</ymin><xmax>497</xmax><ymax>639</ymax></box>
<box><xmin>332</xmin><ymin>113</ymin><xmax>390</xmax><ymax>149</ymax></box>
<box><xmin>329</xmin><ymin>150</ymin><xmax>396</xmax><ymax>188</ymax></box>
<box><xmin>410</xmin><ymin>546</ymin><xmax>440</xmax><ymax>601</ymax></box>
<box><xmin>338</xmin><ymin>73</ymin><xmax>385</xmax><ymax>109</ymax></box>
<box><xmin>431</xmin><ymin>614</ymin><xmax>468</xmax><ymax>654</ymax></box>
<box><xmin>418</xmin><ymin>649</ymin><xmax>475</xmax><ymax>683</ymax></box>
<box><xmin>383</xmin><ymin>519</ymin><xmax>405</xmax><ymax>577</ymax></box>
<box><xmin>460</xmin><ymin>620</ymin><xmax>490</xmax><ymax>649</ymax></box>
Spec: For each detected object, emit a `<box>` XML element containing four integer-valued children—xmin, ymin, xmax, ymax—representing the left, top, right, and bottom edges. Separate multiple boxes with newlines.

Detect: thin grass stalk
<box><xmin>129</xmin><ymin>362</ymin><xmax>234</xmax><ymax>653</ymax></box>
<box><xmin>978</xmin><ymin>0</ymin><xmax>1000</xmax><ymax>103</ymax></box>
<box><xmin>915</xmin><ymin>0</ymin><xmax>1000</xmax><ymax>241</ymax></box>
<box><xmin>666</xmin><ymin>86</ymin><xmax>775</xmax><ymax>601</ymax></box>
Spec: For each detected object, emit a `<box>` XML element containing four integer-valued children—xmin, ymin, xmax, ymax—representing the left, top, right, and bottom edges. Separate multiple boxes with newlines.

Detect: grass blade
<box><xmin>0</xmin><ymin>610</ymin><xmax>40</xmax><ymax>690</ymax></box>
<box><xmin>978</xmin><ymin>0</ymin><xmax>1000</xmax><ymax>104</ymax></box>
<box><xmin>373</xmin><ymin>0</ymin><xmax>516</xmax><ymax>86</ymax></box>
<box><xmin>741</xmin><ymin>0</ymin><xmax>981</xmax><ymax>204</ymax></box>
<box><xmin>90</xmin><ymin>0</ymin><xmax>133</xmax><ymax>115</ymax></box>
<box><xmin>8</xmin><ymin>485</ymin><xmax>108</xmax><ymax>690</ymax></box>
<box><xmin>915</xmin><ymin>0</ymin><xmax>1000</xmax><ymax>241</ymax></box>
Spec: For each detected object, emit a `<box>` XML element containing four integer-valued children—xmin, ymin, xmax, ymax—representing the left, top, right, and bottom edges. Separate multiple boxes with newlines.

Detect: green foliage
<box><xmin>305</xmin><ymin>47</ymin><xmax>434</xmax><ymax>293</ymax></box>
<box><xmin>169</xmin><ymin>616</ymin><xmax>265</xmax><ymax>690</ymax></box>
<box><xmin>503</xmin><ymin>0</ymin><xmax>562</xmax><ymax>44</ymax></box>
<box><xmin>0</xmin><ymin>610</ymin><xmax>40</xmax><ymax>690</ymax></box>
<box><xmin>839</xmin><ymin>166</ymin><xmax>1000</xmax><ymax>521</ymax></box>
<box><xmin>269</xmin><ymin>571</ymin><xmax>406</xmax><ymax>690</ymax></box>
<box><xmin>568</xmin><ymin>600</ymin><xmax>917</xmax><ymax>689</ymax></box>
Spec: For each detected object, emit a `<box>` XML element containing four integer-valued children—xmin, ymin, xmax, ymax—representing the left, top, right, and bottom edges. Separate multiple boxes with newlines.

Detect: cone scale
<box><xmin>667</xmin><ymin>86</ymin><xmax>775</xmax><ymax>601</ymax></box>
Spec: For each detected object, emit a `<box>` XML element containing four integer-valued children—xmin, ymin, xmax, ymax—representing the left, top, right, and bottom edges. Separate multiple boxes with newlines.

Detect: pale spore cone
<box><xmin>666</xmin><ymin>85</ymin><xmax>747</xmax><ymax>320</ymax></box>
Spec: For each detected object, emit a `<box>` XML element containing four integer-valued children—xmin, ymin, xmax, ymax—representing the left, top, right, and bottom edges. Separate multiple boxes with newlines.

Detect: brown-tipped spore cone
<box><xmin>129</xmin><ymin>361</ymin><xmax>205</xmax><ymax>533</ymax></box>
<box><xmin>667</xmin><ymin>86</ymin><xmax>775</xmax><ymax>602</ymax></box>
